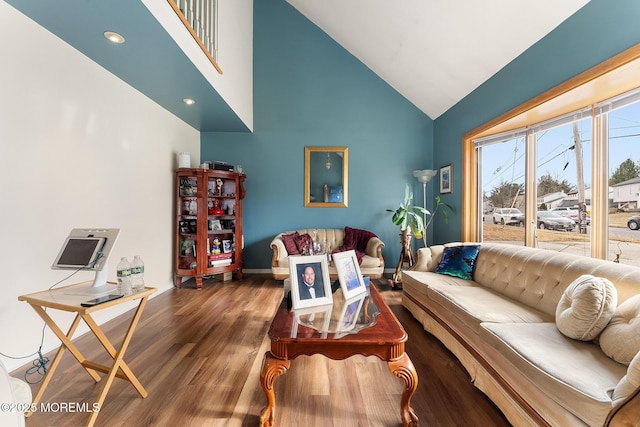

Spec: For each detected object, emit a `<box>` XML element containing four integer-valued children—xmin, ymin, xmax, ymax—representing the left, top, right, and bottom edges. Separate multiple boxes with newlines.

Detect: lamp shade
<box><xmin>413</xmin><ymin>169</ymin><xmax>437</xmax><ymax>184</ymax></box>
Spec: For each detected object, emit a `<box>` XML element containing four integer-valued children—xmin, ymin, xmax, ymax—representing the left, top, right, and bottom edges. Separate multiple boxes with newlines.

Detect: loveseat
<box><xmin>401</xmin><ymin>242</ymin><xmax>640</xmax><ymax>427</ymax></box>
<box><xmin>270</xmin><ymin>227</ymin><xmax>385</xmax><ymax>280</ymax></box>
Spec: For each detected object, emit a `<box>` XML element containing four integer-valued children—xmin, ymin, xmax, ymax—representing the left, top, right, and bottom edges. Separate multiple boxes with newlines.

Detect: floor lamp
<box><xmin>413</xmin><ymin>169</ymin><xmax>437</xmax><ymax>247</ymax></box>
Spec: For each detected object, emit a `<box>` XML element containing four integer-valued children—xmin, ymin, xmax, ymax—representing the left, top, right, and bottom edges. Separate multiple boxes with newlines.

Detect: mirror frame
<box><xmin>304</xmin><ymin>146</ymin><xmax>348</xmax><ymax>208</ymax></box>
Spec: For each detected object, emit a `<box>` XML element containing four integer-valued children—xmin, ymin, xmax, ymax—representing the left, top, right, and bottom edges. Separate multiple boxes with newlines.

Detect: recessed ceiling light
<box><xmin>183</xmin><ymin>98</ymin><xmax>196</xmax><ymax>105</ymax></box>
<box><xmin>104</xmin><ymin>31</ymin><xmax>125</xmax><ymax>44</ymax></box>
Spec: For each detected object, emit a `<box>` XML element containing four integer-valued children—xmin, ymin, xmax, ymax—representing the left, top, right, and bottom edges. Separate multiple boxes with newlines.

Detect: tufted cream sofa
<box><xmin>402</xmin><ymin>242</ymin><xmax>640</xmax><ymax>427</ymax></box>
<box><xmin>270</xmin><ymin>228</ymin><xmax>385</xmax><ymax>280</ymax></box>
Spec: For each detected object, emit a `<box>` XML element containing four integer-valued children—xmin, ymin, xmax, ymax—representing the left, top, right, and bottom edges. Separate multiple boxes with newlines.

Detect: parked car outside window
<box><xmin>551</xmin><ymin>207</ymin><xmax>592</xmax><ymax>225</ymax></box>
<box><xmin>628</xmin><ymin>215</ymin><xmax>640</xmax><ymax>230</ymax></box>
<box><xmin>551</xmin><ymin>207</ymin><xmax>579</xmax><ymax>221</ymax></box>
<box><xmin>493</xmin><ymin>208</ymin><xmax>525</xmax><ymax>226</ymax></box>
<box><xmin>537</xmin><ymin>211</ymin><xmax>576</xmax><ymax>231</ymax></box>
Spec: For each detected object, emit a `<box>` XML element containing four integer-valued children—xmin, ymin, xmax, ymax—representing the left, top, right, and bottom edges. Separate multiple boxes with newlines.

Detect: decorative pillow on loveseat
<box><xmin>281</xmin><ymin>232</ymin><xmax>314</xmax><ymax>255</ymax></box>
<box><xmin>434</xmin><ymin>245</ymin><xmax>480</xmax><ymax>280</ymax></box>
<box><xmin>282</xmin><ymin>232</ymin><xmax>301</xmax><ymax>255</ymax></box>
<box><xmin>599</xmin><ymin>294</ymin><xmax>640</xmax><ymax>365</ymax></box>
<box><xmin>555</xmin><ymin>274</ymin><xmax>617</xmax><ymax>341</ymax></box>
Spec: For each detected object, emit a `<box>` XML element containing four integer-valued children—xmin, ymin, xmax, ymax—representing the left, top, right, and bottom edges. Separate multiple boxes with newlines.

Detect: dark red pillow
<box><xmin>294</xmin><ymin>233</ymin><xmax>314</xmax><ymax>254</ymax></box>
<box><xmin>282</xmin><ymin>232</ymin><xmax>300</xmax><ymax>255</ymax></box>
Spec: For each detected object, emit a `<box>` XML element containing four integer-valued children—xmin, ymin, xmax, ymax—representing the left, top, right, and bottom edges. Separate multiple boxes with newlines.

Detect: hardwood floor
<box><xmin>19</xmin><ymin>275</ymin><xmax>510</xmax><ymax>426</ymax></box>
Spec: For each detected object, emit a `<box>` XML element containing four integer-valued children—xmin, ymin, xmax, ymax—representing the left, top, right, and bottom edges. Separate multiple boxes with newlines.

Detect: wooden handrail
<box><xmin>167</xmin><ymin>0</ymin><xmax>223</xmax><ymax>74</ymax></box>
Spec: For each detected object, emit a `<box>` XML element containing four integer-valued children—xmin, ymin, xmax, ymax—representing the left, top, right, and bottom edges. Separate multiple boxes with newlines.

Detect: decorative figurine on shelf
<box><xmin>216</xmin><ymin>178</ymin><xmax>223</xmax><ymax>196</ymax></box>
<box><xmin>210</xmin><ymin>199</ymin><xmax>224</xmax><ymax>216</ymax></box>
<box><xmin>212</xmin><ymin>237</ymin><xmax>221</xmax><ymax>255</ymax></box>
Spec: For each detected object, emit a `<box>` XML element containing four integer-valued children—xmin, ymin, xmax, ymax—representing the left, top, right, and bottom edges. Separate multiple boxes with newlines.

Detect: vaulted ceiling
<box><xmin>5</xmin><ymin>0</ymin><xmax>589</xmax><ymax>130</ymax></box>
<box><xmin>287</xmin><ymin>0</ymin><xmax>590</xmax><ymax>119</ymax></box>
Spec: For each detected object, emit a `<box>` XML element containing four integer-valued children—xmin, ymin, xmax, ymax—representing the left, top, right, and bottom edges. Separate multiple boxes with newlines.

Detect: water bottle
<box><xmin>116</xmin><ymin>257</ymin><xmax>132</xmax><ymax>295</ymax></box>
<box><xmin>130</xmin><ymin>255</ymin><xmax>145</xmax><ymax>292</ymax></box>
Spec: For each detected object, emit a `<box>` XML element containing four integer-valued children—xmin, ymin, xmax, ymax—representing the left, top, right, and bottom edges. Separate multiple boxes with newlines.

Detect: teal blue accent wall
<box><xmin>432</xmin><ymin>0</ymin><xmax>640</xmax><ymax>244</ymax></box>
<box><xmin>201</xmin><ymin>0</ymin><xmax>433</xmax><ymax>269</ymax></box>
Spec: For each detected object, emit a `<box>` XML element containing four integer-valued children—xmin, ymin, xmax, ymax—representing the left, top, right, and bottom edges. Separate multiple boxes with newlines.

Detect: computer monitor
<box><xmin>52</xmin><ymin>228</ymin><xmax>120</xmax><ymax>295</ymax></box>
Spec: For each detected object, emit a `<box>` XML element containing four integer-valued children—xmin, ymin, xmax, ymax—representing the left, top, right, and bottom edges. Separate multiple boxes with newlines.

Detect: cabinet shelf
<box><xmin>174</xmin><ymin>168</ymin><xmax>245</xmax><ymax>289</ymax></box>
<box><xmin>208</xmin><ymin>229</ymin><xmax>234</xmax><ymax>234</ymax></box>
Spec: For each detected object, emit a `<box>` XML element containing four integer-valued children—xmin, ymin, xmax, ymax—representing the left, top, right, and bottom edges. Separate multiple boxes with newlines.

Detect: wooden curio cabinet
<box><xmin>175</xmin><ymin>168</ymin><xmax>246</xmax><ymax>289</ymax></box>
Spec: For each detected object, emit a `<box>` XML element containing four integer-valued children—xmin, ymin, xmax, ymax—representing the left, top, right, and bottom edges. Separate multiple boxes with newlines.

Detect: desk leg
<box><xmin>81</xmin><ymin>296</ymin><xmax>149</xmax><ymax>427</ymax></box>
<box><xmin>26</xmin><ymin>308</ymin><xmax>101</xmax><ymax>417</ymax></box>
<box><xmin>388</xmin><ymin>353</ymin><xmax>419</xmax><ymax>427</ymax></box>
<box><xmin>259</xmin><ymin>352</ymin><xmax>290</xmax><ymax>427</ymax></box>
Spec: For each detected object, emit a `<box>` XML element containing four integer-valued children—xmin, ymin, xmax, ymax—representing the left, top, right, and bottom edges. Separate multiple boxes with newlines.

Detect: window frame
<box><xmin>463</xmin><ymin>43</ymin><xmax>640</xmax><ymax>259</ymax></box>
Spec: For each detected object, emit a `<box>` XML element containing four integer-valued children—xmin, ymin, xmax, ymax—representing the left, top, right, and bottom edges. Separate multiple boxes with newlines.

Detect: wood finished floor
<box><xmin>19</xmin><ymin>275</ymin><xmax>510</xmax><ymax>427</ymax></box>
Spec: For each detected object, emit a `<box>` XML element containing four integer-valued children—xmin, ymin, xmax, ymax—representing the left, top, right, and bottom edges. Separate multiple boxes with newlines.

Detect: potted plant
<box><xmin>387</xmin><ymin>184</ymin><xmax>454</xmax><ymax>287</ymax></box>
<box><xmin>422</xmin><ymin>195</ymin><xmax>454</xmax><ymax>246</ymax></box>
<box><xmin>387</xmin><ymin>184</ymin><xmax>429</xmax><ymax>241</ymax></box>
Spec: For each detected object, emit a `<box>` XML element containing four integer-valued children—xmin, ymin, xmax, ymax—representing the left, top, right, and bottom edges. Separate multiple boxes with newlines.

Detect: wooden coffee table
<box><xmin>259</xmin><ymin>283</ymin><xmax>418</xmax><ymax>426</ymax></box>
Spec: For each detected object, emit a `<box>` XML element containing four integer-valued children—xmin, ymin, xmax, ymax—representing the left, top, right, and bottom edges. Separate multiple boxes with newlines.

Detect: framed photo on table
<box><xmin>289</xmin><ymin>255</ymin><xmax>333</xmax><ymax>309</ymax></box>
<box><xmin>332</xmin><ymin>250</ymin><xmax>367</xmax><ymax>299</ymax></box>
<box><xmin>440</xmin><ymin>164</ymin><xmax>453</xmax><ymax>194</ymax></box>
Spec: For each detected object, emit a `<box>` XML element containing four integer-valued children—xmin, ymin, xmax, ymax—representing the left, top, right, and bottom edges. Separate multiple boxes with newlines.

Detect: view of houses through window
<box><xmin>478</xmin><ymin>91</ymin><xmax>640</xmax><ymax>267</ymax></box>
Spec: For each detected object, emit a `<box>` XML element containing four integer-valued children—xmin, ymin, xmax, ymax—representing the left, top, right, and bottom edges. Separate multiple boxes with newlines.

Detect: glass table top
<box><xmin>290</xmin><ymin>287</ymin><xmax>380</xmax><ymax>338</ymax></box>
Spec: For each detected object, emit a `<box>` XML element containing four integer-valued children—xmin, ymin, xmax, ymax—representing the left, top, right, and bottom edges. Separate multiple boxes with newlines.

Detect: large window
<box><xmin>480</xmin><ymin>134</ymin><xmax>526</xmax><ymax>245</ymax></box>
<box><xmin>464</xmin><ymin>45</ymin><xmax>640</xmax><ymax>267</ymax></box>
<box><xmin>602</xmin><ymin>94</ymin><xmax>640</xmax><ymax>264</ymax></box>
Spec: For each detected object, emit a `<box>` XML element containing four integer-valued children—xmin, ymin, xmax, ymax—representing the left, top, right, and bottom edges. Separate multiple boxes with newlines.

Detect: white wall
<box><xmin>142</xmin><ymin>0</ymin><xmax>254</xmax><ymax>131</ymax></box>
<box><xmin>0</xmin><ymin>2</ymin><xmax>200</xmax><ymax>372</ymax></box>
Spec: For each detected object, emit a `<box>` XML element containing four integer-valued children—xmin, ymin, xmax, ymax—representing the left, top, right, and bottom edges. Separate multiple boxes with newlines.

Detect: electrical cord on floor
<box><xmin>25</xmin><ymin>347</ymin><xmax>50</xmax><ymax>385</ymax></box>
<box><xmin>0</xmin><ymin>259</ymin><xmax>98</xmax><ymax>384</ymax></box>
<box><xmin>1</xmin><ymin>321</ymin><xmax>50</xmax><ymax>384</ymax></box>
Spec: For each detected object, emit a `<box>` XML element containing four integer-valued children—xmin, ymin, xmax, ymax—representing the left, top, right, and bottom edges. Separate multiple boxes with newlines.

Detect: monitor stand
<box><xmin>63</xmin><ymin>263</ymin><xmax>117</xmax><ymax>296</ymax></box>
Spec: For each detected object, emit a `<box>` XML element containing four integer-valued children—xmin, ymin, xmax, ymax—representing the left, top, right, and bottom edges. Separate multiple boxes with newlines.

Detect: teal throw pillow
<box><xmin>434</xmin><ymin>245</ymin><xmax>481</xmax><ymax>280</ymax></box>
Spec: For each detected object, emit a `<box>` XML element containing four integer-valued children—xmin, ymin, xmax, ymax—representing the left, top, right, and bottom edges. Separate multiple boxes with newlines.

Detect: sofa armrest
<box><xmin>411</xmin><ymin>248</ymin><xmax>433</xmax><ymax>271</ymax></box>
<box><xmin>608</xmin><ymin>385</ymin><xmax>640</xmax><ymax>426</ymax></box>
<box><xmin>365</xmin><ymin>237</ymin><xmax>385</xmax><ymax>266</ymax></box>
<box><xmin>410</xmin><ymin>244</ymin><xmax>455</xmax><ymax>272</ymax></box>
<box><xmin>610</xmin><ymin>350</ymin><xmax>640</xmax><ymax>425</ymax></box>
<box><xmin>270</xmin><ymin>234</ymin><xmax>288</xmax><ymax>267</ymax></box>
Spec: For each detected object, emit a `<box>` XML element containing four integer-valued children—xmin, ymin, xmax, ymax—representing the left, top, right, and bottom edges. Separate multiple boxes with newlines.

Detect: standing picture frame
<box><xmin>440</xmin><ymin>164</ymin><xmax>453</xmax><ymax>194</ymax></box>
<box><xmin>289</xmin><ymin>255</ymin><xmax>333</xmax><ymax>309</ymax></box>
<box><xmin>332</xmin><ymin>250</ymin><xmax>367</xmax><ymax>299</ymax></box>
<box><xmin>208</xmin><ymin>219</ymin><xmax>222</xmax><ymax>231</ymax></box>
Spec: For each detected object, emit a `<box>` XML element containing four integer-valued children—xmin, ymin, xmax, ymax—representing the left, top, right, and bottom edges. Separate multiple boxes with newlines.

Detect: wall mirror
<box><xmin>304</xmin><ymin>146</ymin><xmax>348</xmax><ymax>208</ymax></box>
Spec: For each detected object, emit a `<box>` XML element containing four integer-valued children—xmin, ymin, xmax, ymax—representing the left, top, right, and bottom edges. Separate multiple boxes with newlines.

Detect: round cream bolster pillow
<box><xmin>600</xmin><ymin>294</ymin><xmax>640</xmax><ymax>365</ymax></box>
<box><xmin>556</xmin><ymin>274</ymin><xmax>617</xmax><ymax>341</ymax></box>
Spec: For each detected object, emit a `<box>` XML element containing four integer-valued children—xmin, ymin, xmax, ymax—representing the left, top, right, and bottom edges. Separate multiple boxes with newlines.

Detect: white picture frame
<box><xmin>332</xmin><ymin>250</ymin><xmax>367</xmax><ymax>299</ymax></box>
<box><xmin>289</xmin><ymin>255</ymin><xmax>333</xmax><ymax>309</ymax></box>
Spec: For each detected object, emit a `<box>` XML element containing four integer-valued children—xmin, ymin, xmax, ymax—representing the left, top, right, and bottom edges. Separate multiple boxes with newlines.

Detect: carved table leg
<box><xmin>259</xmin><ymin>352</ymin><xmax>291</xmax><ymax>427</ymax></box>
<box><xmin>389</xmin><ymin>352</ymin><xmax>419</xmax><ymax>426</ymax></box>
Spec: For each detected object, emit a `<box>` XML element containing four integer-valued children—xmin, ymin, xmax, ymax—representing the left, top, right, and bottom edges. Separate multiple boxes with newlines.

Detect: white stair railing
<box><xmin>168</xmin><ymin>0</ymin><xmax>221</xmax><ymax>74</ymax></box>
